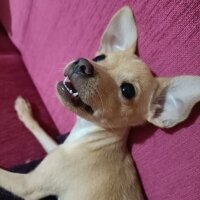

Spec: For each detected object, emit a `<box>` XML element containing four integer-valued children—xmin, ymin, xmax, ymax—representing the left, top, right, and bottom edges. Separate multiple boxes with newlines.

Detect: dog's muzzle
<box><xmin>57</xmin><ymin>58</ymin><xmax>94</xmax><ymax>114</ymax></box>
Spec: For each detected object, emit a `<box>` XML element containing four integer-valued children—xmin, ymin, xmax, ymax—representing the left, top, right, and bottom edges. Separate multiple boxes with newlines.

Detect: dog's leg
<box><xmin>0</xmin><ymin>170</ymin><xmax>56</xmax><ymax>200</ymax></box>
<box><xmin>0</xmin><ymin>147</ymin><xmax>66</xmax><ymax>199</ymax></box>
<box><xmin>0</xmin><ymin>168</ymin><xmax>30</xmax><ymax>198</ymax></box>
<box><xmin>15</xmin><ymin>96</ymin><xmax>58</xmax><ymax>153</ymax></box>
<box><xmin>0</xmin><ymin>169</ymin><xmax>40</xmax><ymax>199</ymax></box>
<box><xmin>0</xmin><ymin>162</ymin><xmax>56</xmax><ymax>199</ymax></box>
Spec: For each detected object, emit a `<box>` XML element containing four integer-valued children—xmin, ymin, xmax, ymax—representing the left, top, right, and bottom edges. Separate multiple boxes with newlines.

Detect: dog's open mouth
<box><xmin>57</xmin><ymin>78</ymin><xmax>93</xmax><ymax>114</ymax></box>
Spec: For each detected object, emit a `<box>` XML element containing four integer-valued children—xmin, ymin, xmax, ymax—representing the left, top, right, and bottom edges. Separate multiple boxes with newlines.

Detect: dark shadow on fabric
<box><xmin>128</xmin><ymin>123</ymin><xmax>157</xmax><ymax>149</ymax></box>
<box><xmin>0</xmin><ymin>0</ymin><xmax>12</xmax><ymax>34</ymax></box>
<box><xmin>0</xmin><ymin>24</ymin><xmax>18</xmax><ymax>54</ymax></box>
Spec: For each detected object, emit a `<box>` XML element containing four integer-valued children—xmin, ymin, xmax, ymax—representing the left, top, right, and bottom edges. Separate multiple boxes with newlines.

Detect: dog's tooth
<box><xmin>63</xmin><ymin>79</ymin><xmax>67</xmax><ymax>86</ymax></box>
<box><xmin>66</xmin><ymin>87</ymin><xmax>70</xmax><ymax>92</ymax></box>
<box><xmin>67</xmin><ymin>88</ymin><xmax>72</xmax><ymax>95</ymax></box>
<box><xmin>73</xmin><ymin>92</ymin><xmax>78</xmax><ymax>97</ymax></box>
<box><xmin>64</xmin><ymin>77</ymin><xmax>70</xmax><ymax>83</ymax></box>
<box><xmin>63</xmin><ymin>81</ymin><xmax>69</xmax><ymax>91</ymax></box>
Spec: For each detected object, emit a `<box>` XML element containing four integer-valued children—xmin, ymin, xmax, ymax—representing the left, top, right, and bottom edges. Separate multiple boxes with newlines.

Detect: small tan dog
<box><xmin>0</xmin><ymin>6</ymin><xmax>200</xmax><ymax>200</ymax></box>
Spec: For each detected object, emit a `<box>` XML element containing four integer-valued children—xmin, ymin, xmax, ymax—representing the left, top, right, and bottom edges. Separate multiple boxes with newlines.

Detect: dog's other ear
<box><xmin>99</xmin><ymin>6</ymin><xmax>137</xmax><ymax>53</ymax></box>
<box><xmin>147</xmin><ymin>76</ymin><xmax>200</xmax><ymax>128</ymax></box>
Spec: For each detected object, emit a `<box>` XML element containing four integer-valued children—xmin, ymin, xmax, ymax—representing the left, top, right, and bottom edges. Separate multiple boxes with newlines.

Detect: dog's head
<box><xmin>57</xmin><ymin>6</ymin><xmax>200</xmax><ymax>129</ymax></box>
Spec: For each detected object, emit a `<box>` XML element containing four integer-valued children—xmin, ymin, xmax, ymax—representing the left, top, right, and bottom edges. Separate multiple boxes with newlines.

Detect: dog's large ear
<box><xmin>99</xmin><ymin>6</ymin><xmax>137</xmax><ymax>53</ymax></box>
<box><xmin>147</xmin><ymin>76</ymin><xmax>200</xmax><ymax>128</ymax></box>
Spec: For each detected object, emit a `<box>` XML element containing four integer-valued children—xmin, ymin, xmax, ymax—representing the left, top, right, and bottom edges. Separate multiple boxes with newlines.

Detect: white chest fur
<box><xmin>64</xmin><ymin>117</ymin><xmax>104</xmax><ymax>143</ymax></box>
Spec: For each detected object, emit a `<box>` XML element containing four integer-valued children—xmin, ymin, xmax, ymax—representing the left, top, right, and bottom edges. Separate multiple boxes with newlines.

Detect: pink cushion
<box><xmin>0</xmin><ymin>26</ymin><xmax>58</xmax><ymax>168</ymax></box>
<box><xmin>1</xmin><ymin>0</ymin><xmax>200</xmax><ymax>199</ymax></box>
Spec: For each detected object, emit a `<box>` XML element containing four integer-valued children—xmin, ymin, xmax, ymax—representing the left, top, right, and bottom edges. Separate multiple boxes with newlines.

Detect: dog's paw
<box><xmin>14</xmin><ymin>96</ymin><xmax>32</xmax><ymax>121</ymax></box>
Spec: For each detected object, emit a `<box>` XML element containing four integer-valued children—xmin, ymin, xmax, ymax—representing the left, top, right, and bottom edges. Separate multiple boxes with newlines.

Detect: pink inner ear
<box><xmin>100</xmin><ymin>7</ymin><xmax>137</xmax><ymax>53</ymax></box>
<box><xmin>151</xmin><ymin>87</ymin><xmax>167</xmax><ymax>119</ymax></box>
<box><xmin>148</xmin><ymin>76</ymin><xmax>200</xmax><ymax>128</ymax></box>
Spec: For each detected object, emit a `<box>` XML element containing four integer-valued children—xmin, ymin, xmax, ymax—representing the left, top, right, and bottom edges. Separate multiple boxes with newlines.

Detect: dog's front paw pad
<box><xmin>14</xmin><ymin>96</ymin><xmax>32</xmax><ymax>121</ymax></box>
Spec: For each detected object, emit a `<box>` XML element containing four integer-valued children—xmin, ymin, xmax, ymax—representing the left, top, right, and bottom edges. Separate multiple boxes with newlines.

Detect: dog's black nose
<box><xmin>72</xmin><ymin>58</ymin><xmax>94</xmax><ymax>76</ymax></box>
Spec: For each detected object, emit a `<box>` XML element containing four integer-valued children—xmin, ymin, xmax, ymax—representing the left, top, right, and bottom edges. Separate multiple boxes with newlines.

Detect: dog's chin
<box><xmin>57</xmin><ymin>81</ymin><xmax>94</xmax><ymax>116</ymax></box>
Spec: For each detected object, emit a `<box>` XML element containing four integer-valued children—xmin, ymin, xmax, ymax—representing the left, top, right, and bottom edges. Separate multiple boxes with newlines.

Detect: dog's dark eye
<box><xmin>120</xmin><ymin>83</ymin><xmax>136</xmax><ymax>99</ymax></box>
<box><xmin>92</xmin><ymin>54</ymin><xmax>106</xmax><ymax>62</ymax></box>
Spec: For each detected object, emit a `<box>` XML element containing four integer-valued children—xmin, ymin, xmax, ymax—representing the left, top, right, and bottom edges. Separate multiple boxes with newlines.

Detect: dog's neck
<box><xmin>64</xmin><ymin>116</ymin><xmax>130</xmax><ymax>149</ymax></box>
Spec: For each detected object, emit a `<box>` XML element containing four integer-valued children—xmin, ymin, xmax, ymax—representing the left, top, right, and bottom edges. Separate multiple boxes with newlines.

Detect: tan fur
<box><xmin>0</xmin><ymin>6</ymin><xmax>199</xmax><ymax>200</ymax></box>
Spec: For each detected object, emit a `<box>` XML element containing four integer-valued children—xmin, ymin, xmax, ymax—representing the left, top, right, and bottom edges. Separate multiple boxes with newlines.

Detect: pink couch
<box><xmin>0</xmin><ymin>0</ymin><xmax>200</xmax><ymax>200</ymax></box>
<box><xmin>0</xmin><ymin>25</ymin><xmax>58</xmax><ymax>169</ymax></box>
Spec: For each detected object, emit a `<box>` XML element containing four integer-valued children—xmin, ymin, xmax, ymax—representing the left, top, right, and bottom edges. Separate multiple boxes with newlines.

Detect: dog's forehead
<box><xmin>97</xmin><ymin>51</ymin><xmax>142</xmax><ymax>69</ymax></box>
<box><xmin>106</xmin><ymin>50</ymin><xmax>136</xmax><ymax>63</ymax></box>
<box><xmin>93</xmin><ymin>51</ymin><xmax>153</xmax><ymax>85</ymax></box>
<box><xmin>104</xmin><ymin>53</ymin><xmax>151</xmax><ymax>78</ymax></box>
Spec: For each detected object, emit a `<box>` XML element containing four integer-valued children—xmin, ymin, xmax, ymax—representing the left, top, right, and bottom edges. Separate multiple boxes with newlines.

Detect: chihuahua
<box><xmin>0</xmin><ymin>6</ymin><xmax>199</xmax><ymax>200</ymax></box>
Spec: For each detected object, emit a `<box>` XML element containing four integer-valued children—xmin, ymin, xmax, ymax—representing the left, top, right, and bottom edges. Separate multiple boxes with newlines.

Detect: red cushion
<box><xmin>0</xmin><ymin>26</ymin><xmax>58</xmax><ymax>168</ymax></box>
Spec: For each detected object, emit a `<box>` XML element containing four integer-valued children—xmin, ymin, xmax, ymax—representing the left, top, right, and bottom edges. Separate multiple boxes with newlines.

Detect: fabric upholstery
<box><xmin>0</xmin><ymin>25</ymin><xmax>58</xmax><ymax>168</ymax></box>
<box><xmin>0</xmin><ymin>0</ymin><xmax>200</xmax><ymax>199</ymax></box>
